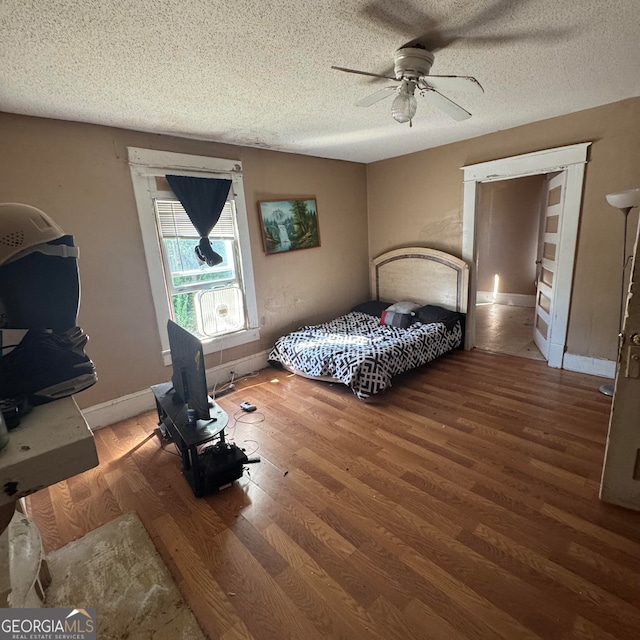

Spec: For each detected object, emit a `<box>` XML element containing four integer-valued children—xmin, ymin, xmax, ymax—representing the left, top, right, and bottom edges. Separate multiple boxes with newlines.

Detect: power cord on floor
<box><xmin>232</xmin><ymin>409</ymin><xmax>265</xmax><ymax>424</ymax></box>
<box><xmin>212</xmin><ymin>370</ymin><xmax>263</xmax><ymax>399</ymax></box>
<box><xmin>242</xmin><ymin>439</ymin><xmax>260</xmax><ymax>457</ymax></box>
<box><xmin>158</xmin><ymin>433</ymin><xmax>181</xmax><ymax>458</ymax></box>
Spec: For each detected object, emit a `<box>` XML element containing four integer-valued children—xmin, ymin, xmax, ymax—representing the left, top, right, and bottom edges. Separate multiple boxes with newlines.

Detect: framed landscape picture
<box><xmin>258</xmin><ymin>198</ymin><xmax>320</xmax><ymax>255</ymax></box>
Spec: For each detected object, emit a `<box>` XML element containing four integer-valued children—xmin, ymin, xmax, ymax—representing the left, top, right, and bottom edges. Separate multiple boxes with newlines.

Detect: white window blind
<box><xmin>155</xmin><ymin>200</ymin><xmax>235</xmax><ymax>238</ymax></box>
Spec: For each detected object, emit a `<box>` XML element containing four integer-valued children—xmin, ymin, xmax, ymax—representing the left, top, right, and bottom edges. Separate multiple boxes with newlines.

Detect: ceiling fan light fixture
<box><xmin>391</xmin><ymin>83</ymin><xmax>417</xmax><ymax>124</ymax></box>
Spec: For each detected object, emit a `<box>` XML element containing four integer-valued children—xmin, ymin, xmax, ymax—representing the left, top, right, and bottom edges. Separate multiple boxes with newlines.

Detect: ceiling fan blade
<box><xmin>356</xmin><ymin>86</ymin><xmax>398</xmax><ymax>107</ymax></box>
<box><xmin>331</xmin><ymin>66</ymin><xmax>396</xmax><ymax>81</ymax></box>
<box><xmin>457</xmin><ymin>27</ymin><xmax>576</xmax><ymax>46</ymax></box>
<box><xmin>421</xmin><ymin>89</ymin><xmax>472</xmax><ymax>121</ymax></box>
<box><xmin>403</xmin><ymin>0</ymin><xmax>535</xmax><ymax>50</ymax></box>
<box><xmin>422</xmin><ymin>75</ymin><xmax>484</xmax><ymax>95</ymax></box>
<box><xmin>359</xmin><ymin>1</ymin><xmax>451</xmax><ymax>52</ymax></box>
<box><xmin>360</xmin><ymin>3</ymin><xmax>420</xmax><ymax>39</ymax></box>
<box><xmin>454</xmin><ymin>0</ymin><xmax>521</xmax><ymax>34</ymax></box>
<box><xmin>361</xmin><ymin>0</ymin><xmax>517</xmax><ymax>52</ymax></box>
<box><xmin>361</xmin><ymin>0</ymin><xmax>572</xmax><ymax>55</ymax></box>
<box><xmin>402</xmin><ymin>33</ymin><xmax>453</xmax><ymax>51</ymax></box>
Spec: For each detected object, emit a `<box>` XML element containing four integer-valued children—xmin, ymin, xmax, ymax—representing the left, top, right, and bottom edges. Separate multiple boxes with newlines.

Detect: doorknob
<box><xmin>630</xmin><ymin>333</ymin><xmax>640</xmax><ymax>346</ymax></box>
<box><xmin>535</xmin><ymin>260</ymin><xmax>542</xmax><ymax>264</ymax></box>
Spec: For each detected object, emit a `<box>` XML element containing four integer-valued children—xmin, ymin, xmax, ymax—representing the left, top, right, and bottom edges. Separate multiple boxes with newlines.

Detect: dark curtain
<box><xmin>166</xmin><ymin>175</ymin><xmax>232</xmax><ymax>267</ymax></box>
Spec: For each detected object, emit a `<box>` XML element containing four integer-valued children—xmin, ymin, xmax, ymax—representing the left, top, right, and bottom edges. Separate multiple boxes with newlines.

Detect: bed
<box><xmin>268</xmin><ymin>247</ymin><xmax>469</xmax><ymax>399</ymax></box>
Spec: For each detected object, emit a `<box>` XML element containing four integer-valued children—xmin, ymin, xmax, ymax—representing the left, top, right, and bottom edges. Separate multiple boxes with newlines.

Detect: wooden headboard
<box><xmin>370</xmin><ymin>247</ymin><xmax>469</xmax><ymax>313</ymax></box>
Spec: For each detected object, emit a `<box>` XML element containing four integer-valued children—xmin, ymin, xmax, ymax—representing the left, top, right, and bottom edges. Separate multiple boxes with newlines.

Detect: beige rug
<box><xmin>45</xmin><ymin>512</ymin><xmax>206</xmax><ymax>640</ymax></box>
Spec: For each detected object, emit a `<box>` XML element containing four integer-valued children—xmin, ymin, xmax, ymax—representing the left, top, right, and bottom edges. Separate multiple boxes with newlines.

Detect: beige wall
<box><xmin>0</xmin><ymin>113</ymin><xmax>369</xmax><ymax>408</ymax></box>
<box><xmin>476</xmin><ymin>175</ymin><xmax>545</xmax><ymax>295</ymax></box>
<box><xmin>3</xmin><ymin>97</ymin><xmax>639</xmax><ymax>409</ymax></box>
<box><xmin>367</xmin><ymin>98</ymin><xmax>640</xmax><ymax>361</ymax></box>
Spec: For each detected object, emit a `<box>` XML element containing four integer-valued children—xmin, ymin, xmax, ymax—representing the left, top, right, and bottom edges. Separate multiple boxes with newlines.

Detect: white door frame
<box><xmin>461</xmin><ymin>142</ymin><xmax>591</xmax><ymax>368</ymax></box>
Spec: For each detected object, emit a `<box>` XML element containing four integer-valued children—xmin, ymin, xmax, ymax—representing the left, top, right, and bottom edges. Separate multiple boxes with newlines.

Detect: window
<box><xmin>155</xmin><ymin>198</ymin><xmax>244</xmax><ymax>336</ymax></box>
<box><xmin>128</xmin><ymin>148</ymin><xmax>259</xmax><ymax>365</ymax></box>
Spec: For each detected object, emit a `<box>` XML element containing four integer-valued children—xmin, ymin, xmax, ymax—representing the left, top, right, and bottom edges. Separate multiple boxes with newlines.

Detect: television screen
<box><xmin>167</xmin><ymin>319</ymin><xmax>211</xmax><ymax>420</ymax></box>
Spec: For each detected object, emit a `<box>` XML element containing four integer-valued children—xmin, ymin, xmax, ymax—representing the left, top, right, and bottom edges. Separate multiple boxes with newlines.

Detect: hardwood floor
<box><xmin>475</xmin><ymin>303</ymin><xmax>544</xmax><ymax>361</ymax></box>
<box><xmin>26</xmin><ymin>349</ymin><xmax>640</xmax><ymax>640</ymax></box>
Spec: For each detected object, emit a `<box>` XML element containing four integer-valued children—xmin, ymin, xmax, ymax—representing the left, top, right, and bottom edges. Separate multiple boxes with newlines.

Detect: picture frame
<box><xmin>258</xmin><ymin>198</ymin><xmax>321</xmax><ymax>255</ymax></box>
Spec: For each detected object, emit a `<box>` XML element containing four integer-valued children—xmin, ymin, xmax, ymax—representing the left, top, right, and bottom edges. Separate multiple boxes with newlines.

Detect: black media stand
<box><xmin>151</xmin><ymin>382</ymin><xmax>248</xmax><ymax>497</ymax></box>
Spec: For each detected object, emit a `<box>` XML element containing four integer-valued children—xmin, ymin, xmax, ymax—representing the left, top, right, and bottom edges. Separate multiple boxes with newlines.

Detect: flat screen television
<box><xmin>167</xmin><ymin>319</ymin><xmax>211</xmax><ymax>420</ymax></box>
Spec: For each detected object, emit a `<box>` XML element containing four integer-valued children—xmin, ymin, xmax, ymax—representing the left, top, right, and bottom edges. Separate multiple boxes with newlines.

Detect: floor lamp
<box><xmin>599</xmin><ymin>188</ymin><xmax>640</xmax><ymax>396</ymax></box>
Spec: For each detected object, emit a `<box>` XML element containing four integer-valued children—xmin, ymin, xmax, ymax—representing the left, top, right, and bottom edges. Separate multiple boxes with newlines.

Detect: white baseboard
<box><xmin>82</xmin><ymin>387</ymin><xmax>157</xmax><ymax>431</ymax></box>
<box><xmin>562</xmin><ymin>353</ymin><xmax>616</xmax><ymax>379</ymax></box>
<box><xmin>82</xmin><ymin>349</ymin><xmax>271</xmax><ymax>430</ymax></box>
<box><xmin>476</xmin><ymin>292</ymin><xmax>536</xmax><ymax>307</ymax></box>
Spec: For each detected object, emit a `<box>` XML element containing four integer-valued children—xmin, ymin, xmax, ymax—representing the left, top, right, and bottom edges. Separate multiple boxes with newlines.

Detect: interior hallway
<box><xmin>475</xmin><ymin>303</ymin><xmax>545</xmax><ymax>361</ymax></box>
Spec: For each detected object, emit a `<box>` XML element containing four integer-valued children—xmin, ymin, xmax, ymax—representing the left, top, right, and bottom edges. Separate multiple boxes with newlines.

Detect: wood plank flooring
<box><xmin>26</xmin><ymin>349</ymin><xmax>640</xmax><ymax>640</ymax></box>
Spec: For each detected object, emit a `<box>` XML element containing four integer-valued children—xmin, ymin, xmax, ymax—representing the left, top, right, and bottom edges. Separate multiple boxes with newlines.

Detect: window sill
<box><xmin>162</xmin><ymin>327</ymin><xmax>261</xmax><ymax>366</ymax></box>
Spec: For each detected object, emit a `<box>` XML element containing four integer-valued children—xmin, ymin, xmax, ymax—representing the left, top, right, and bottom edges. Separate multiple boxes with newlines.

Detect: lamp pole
<box><xmin>619</xmin><ymin>207</ymin><xmax>631</xmax><ymax>332</ymax></box>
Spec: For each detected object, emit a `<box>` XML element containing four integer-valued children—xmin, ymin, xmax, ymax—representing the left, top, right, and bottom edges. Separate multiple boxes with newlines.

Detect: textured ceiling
<box><xmin>1</xmin><ymin>0</ymin><xmax>639</xmax><ymax>163</ymax></box>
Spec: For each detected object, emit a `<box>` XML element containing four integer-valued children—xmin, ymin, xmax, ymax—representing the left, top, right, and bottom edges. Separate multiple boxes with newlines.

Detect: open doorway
<box><xmin>461</xmin><ymin>143</ymin><xmax>591</xmax><ymax>369</ymax></box>
<box><xmin>475</xmin><ymin>173</ymin><xmax>551</xmax><ymax>361</ymax></box>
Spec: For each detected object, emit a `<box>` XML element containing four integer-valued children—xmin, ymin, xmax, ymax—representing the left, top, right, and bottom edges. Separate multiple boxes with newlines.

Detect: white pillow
<box><xmin>386</xmin><ymin>301</ymin><xmax>421</xmax><ymax>314</ymax></box>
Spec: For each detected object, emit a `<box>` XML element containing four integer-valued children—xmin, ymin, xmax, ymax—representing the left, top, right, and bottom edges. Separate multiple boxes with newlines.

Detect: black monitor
<box><xmin>167</xmin><ymin>319</ymin><xmax>211</xmax><ymax>420</ymax></box>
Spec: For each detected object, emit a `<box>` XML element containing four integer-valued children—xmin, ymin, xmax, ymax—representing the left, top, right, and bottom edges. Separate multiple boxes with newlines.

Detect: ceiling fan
<box><xmin>332</xmin><ymin>0</ymin><xmax>573</xmax><ymax>126</ymax></box>
<box><xmin>332</xmin><ymin>44</ymin><xmax>483</xmax><ymax>126</ymax></box>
